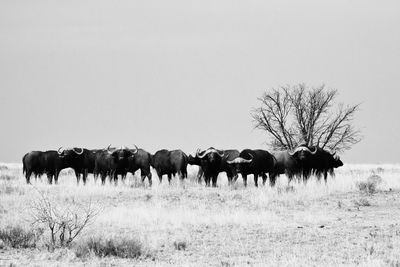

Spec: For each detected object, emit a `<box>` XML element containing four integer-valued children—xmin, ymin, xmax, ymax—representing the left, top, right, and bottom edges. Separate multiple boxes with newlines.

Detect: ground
<box><xmin>1</xmin><ymin>164</ymin><xmax>400</xmax><ymax>266</ymax></box>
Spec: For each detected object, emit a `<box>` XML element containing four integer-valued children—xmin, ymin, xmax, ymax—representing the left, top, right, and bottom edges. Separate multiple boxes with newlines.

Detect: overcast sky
<box><xmin>0</xmin><ymin>0</ymin><xmax>399</xmax><ymax>163</ymax></box>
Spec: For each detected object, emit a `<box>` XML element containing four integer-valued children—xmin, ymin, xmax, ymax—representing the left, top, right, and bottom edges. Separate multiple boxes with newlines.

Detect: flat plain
<box><xmin>1</xmin><ymin>163</ymin><xmax>400</xmax><ymax>266</ymax></box>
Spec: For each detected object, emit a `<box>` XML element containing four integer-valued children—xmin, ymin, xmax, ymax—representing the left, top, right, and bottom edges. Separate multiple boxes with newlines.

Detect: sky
<box><xmin>0</xmin><ymin>0</ymin><xmax>399</xmax><ymax>163</ymax></box>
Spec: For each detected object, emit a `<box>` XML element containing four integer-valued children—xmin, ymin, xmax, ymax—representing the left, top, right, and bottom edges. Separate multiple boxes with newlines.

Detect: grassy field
<box><xmin>1</xmin><ymin>163</ymin><xmax>400</xmax><ymax>266</ymax></box>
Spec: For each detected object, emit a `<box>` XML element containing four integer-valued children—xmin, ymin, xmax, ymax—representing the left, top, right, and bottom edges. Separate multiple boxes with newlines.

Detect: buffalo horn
<box><xmin>73</xmin><ymin>147</ymin><xmax>84</xmax><ymax>155</ymax></box>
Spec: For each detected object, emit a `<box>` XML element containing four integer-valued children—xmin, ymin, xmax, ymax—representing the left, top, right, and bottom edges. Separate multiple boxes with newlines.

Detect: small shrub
<box><xmin>30</xmin><ymin>189</ymin><xmax>100</xmax><ymax>250</ymax></box>
<box><xmin>0</xmin><ymin>174</ymin><xmax>14</xmax><ymax>181</ymax></box>
<box><xmin>0</xmin><ymin>165</ymin><xmax>8</xmax><ymax>170</ymax></box>
<box><xmin>354</xmin><ymin>198</ymin><xmax>371</xmax><ymax>207</ymax></box>
<box><xmin>357</xmin><ymin>174</ymin><xmax>382</xmax><ymax>194</ymax></box>
<box><xmin>75</xmin><ymin>236</ymin><xmax>144</xmax><ymax>259</ymax></box>
<box><xmin>173</xmin><ymin>240</ymin><xmax>187</xmax><ymax>251</ymax></box>
<box><xmin>0</xmin><ymin>226</ymin><xmax>43</xmax><ymax>248</ymax></box>
<box><xmin>357</xmin><ymin>181</ymin><xmax>376</xmax><ymax>194</ymax></box>
<box><xmin>368</xmin><ymin>174</ymin><xmax>382</xmax><ymax>185</ymax></box>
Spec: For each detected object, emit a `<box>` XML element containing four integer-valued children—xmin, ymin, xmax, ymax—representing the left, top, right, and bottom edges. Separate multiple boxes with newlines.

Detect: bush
<box><xmin>357</xmin><ymin>181</ymin><xmax>377</xmax><ymax>194</ymax></box>
<box><xmin>0</xmin><ymin>226</ymin><xmax>43</xmax><ymax>248</ymax></box>
<box><xmin>354</xmin><ymin>198</ymin><xmax>371</xmax><ymax>207</ymax></box>
<box><xmin>0</xmin><ymin>174</ymin><xmax>15</xmax><ymax>181</ymax></box>
<box><xmin>30</xmin><ymin>189</ymin><xmax>100</xmax><ymax>250</ymax></box>
<box><xmin>356</xmin><ymin>174</ymin><xmax>382</xmax><ymax>194</ymax></box>
<box><xmin>173</xmin><ymin>240</ymin><xmax>187</xmax><ymax>251</ymax></box>
<box><xmin>75</xmin><ymin>236</ymin><xmax>144</xmax><ymax>259</ymax></box>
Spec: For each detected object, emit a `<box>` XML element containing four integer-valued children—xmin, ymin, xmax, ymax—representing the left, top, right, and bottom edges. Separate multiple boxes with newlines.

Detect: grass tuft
<box><xmin>0</xmin><ymin>226</ymin><xmax>43</xmax><ymax>248</ymax></box>
<box><xmin>356</xmin><ymin>174</ymin><xmax>383</xmax><ymax>194</ymax></box>
<box><xmin>75</xmin><ymin>236</ymin><xmax>145</xmax><ymax>259</ymax></box>
<box><xmin>354</xmin><ymin>198</ymin><xmax>371</xmax><ymax>207</ymax></box>
<box><xmin>173</xmin><ymin>240</ymin><xmax>187</xmax><ymax>251</ymax></box>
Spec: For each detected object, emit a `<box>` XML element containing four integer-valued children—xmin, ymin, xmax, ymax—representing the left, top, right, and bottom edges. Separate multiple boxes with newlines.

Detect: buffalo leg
<box><xmin>47</xmin><ymin>174</ymin><xmax>53</xmax><ymax>184</ymax></box>
<box><xmin>226</xmin><ymin>173</ymin><xmax>232</xmax><ymax>186</ymax></box>
<box><xmin>101</xmin><ymin>174</ymin><xmax>106</xmax><ymax>185</ymax></box>
<box><xmin>254</xmin><ymin>174</ymin><xmax>258</xmax><ymax>187</ymax></box>
<box><xmin>262</xmin><ymin>173</ymin><xmax>268</xmax><ymax>186</ymax></box>
<box><xmin>157</xmin><ymin>171</ymin><xmax>163</xmax><ymax>184</ymax></box>
<box><xmin>212</xmin><ymin>175</ymin><xmax>218</xmax><ymax>187</ymax></box>
<box><xmin>75</xmin><ymin>172</ymin><xmax>81</xmax><ymax>185</ymax></box>
<box><xmin>54</xmin><ymin>170</ymin><xmax>60</xmax><ymax>185</ymax></box>
<box><xmin>324</xmin><ymin>171</ymin><xmax>328</xmax><ymax>184</ymax></box>
<box><xmin>197</xmin><ymin>169</ymin><xmax>204</xmax><ymax>184</ymax></box>
<box><xmin>204</xmin><ymin>176</ymin><xmax>210</xmax><ymax>187</ymax></box>
<box><xmin>113</xmin><ymin>174</ymin><xmax>118</xmax><ymax>185</ymax></box>
<box><xmin>148</xmin><ymin>172</ymin><xmax>152</xmax><ymax>186</ymax></box>
<box><xmin>83</xmin><ymin>169</ymin><xmax>88</xmax><ymax>185</ymax></box>
<box><xmin>25</xmin><ymin>171</ymin><xmax>32</xmax><ymax>184</ymax></box>
<box><xmin>268</xmin><ymin>173</ymin><xmax>277</xmax><ymax>187</ymax></box>
<box><xmin>243</xmin><ymin>175</ymin><xmax>247</xmax><ymax>187</ymax></box>
<box><xmin>141</xmin><ymin>174</ymin><xmax>152</xmax><ymax>186</ymax></box>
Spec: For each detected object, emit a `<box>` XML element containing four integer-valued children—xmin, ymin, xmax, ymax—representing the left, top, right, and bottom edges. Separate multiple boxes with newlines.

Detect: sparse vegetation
<box><xmin>173</xmin><ymin>240</ymin><xmax>187</xmax><ymax>251</ymax></box>
<box><xmin>30</xmin><ymin>189</ymin><xmax>100</xmax><ymax>250</ymax></box>
<box><xmin>356</xmin><ymin>174</ymin><xmax>383</xmax><ymax>194</ymax></box>
<box><xmin>354</xmin><ymin>198</ymin><xmax>371</xmax><ymax>207</ymax></box>
<box><xmin>75</xmin><ymin>236</ymin><xmax>145</xmax><ymax>259</ymax></box>
<box><xmin>0</xmin><ymin>226</ymin><xmax>43</xmax><ymax>248</ymax></box>
<box><xmin>0</xmin><ymin>164</ymin><xmax>400</xmax><ymax>266</ymax></box>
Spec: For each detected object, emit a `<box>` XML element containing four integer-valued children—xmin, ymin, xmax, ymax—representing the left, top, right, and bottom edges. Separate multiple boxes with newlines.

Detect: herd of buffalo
<box><xmin>22</xmin><ymin>145</ymin><xmax>343</xmax><ymax>187</ymax></box>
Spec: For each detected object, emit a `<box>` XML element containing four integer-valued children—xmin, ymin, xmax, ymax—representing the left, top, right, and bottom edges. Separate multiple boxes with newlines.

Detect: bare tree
<box><xmin>30</xmin><ymin>188</ymin><xmax>101</xmax><ymax>250</ymax></box>
<box><xmin>252</xmin><ymin>84</ymin><xmax>361</xmax><ymax>152</ymax></box>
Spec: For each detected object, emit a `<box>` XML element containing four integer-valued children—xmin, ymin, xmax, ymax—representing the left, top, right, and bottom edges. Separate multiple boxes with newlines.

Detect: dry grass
<box><xmin>0</xmin><ymin>163</ymin><xmax>400</xmax><ymax>266</ymax></box>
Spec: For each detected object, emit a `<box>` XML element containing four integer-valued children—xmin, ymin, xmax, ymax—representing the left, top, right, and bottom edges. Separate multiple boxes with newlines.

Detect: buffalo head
<box><xmin>196</xmin><ymin>147</ymin><xmax>224</xmax><ymax>164</ymax></box>
<box><xmin>288</xmin><ymin>145</ymin><xmax>317</xmax><ymax>161</ymax></box>
<box><xmin>57</xmin><ymin>147</ymin><xmax>84</xmax><ymax>159</ymax></box>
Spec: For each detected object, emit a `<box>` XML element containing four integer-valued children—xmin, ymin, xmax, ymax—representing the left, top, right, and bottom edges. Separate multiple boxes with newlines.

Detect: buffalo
<box><xmin>151</xmin><ymin>149</ymin><xmax>188</xmax><ymax>184</ymax></box>
<box><xmin>271</xmin><ymin>145</ymin><xmax>343</xmax><ymax>184</ymax></box>
<box><xmin>193</xmin><ymin>147</ymin><xmax>225</xmax><ymax>187</ymax></box>
<box><xmin>93</xmin><ymin>149</ymin><xmax>116</xmax><ymax>185</ymax></box>
<box><xmin>23</xmin><ymin>150</ymin><xmax>68</xmax><ymax>184</ymax></box>
<box><xmin>307</xmin><ymin>146</ymin><xmax>343</xmax><ymax>182</ymax></box>
<box><xmin>22</xmin><ymin>151</ymin><xmax>45</xmax><ymax>183</ymax></box>
<box><xmin>108</xmin><ymin>146</ymin><xmax>136</xmax><ymax>184</ymax></box>
<box><xmin>126</xmin><ymin>146</ymin><xmax>152</xmax><ymax>186</ymax></box>
<box><xmin>228</xmin><ymin>149</ymin><xmax>276</xmax><ymax>187</ymax></box>
<box><xmin>57</xmin><ymin>147</ymin><xmax>102</xmax><ymax>185</ymax></box>
<box><xmin>188</xmin><ymin>149</ymin><xmax>239</xmax><ymax>185</ymax></box>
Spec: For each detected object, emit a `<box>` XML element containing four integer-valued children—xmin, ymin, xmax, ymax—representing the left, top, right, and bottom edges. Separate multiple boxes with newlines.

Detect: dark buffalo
<box><xmin>57</xmin><ymin>147</ymin><xmax>101</xmax><ymax>185</ymax></box>
<box><xmin>271</xmin><ymin>150</ymin><xmax>302</xmax><ymax>182</ymax></box>
<box><xmin>126</xmin><ymin>147</ymin><xmax>152</xmax><ymax>186</ymax></box>
<box><xmin>23</xmin><ymin>150</ymin><xmax>68</xmax><ymax>184</ymax></box>
<box><xmin>220</xmin><ymin>149</ymin><xmax>240</xmax><ymax>185</ymax></box>
<box><xmin>22</xmin><ymin>151</ymin><xmax>45</xmax><ymax>183</ymax></box>
<box><xmin>42</xmin><ymin>150</ymin><xmax>69</xmax><ymax>184</ymax></box>
<box><xmin>272</xmin><ymin>145</ymin><xmax>338</xmax><ymax>183</ymax></box>
<box><xmin>109</xmin><ymin>146</ymin><xmax>137</xmax><ymax>184</ymax></box>
<box><xmin>288</xmin><ymin>145</ymin><xmax>318</xmax><ymax>181</ymax></box>
<box><xmin>228</xmin><ymin>149</ymin><xmax>276</xmax><ymax>187</ymax></box>
<box><xmin>194</xmin><ymin>147</ymin><xmax>225</xmax><ymax>187</ymax></box>
<box><xmin>188</xmin><ymin>149</ymin><xmax>239</xmax><ymax>185</ymax></box>
<box><xmin>308</xmin><ymin>147</ymin><xmax>343</xmax><ymax>182</ymax></box>
<box><xmin>94</xmin><ymin>149</ymin><xmax>116</xmax><ymax>185</ymax></box>
<box><xmin>151</xmin><ymin>149</ymin><xmax>188</xmax><ymax>184</ymax></box>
